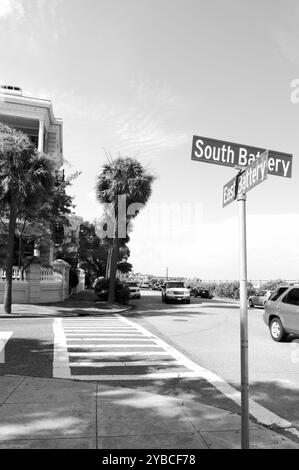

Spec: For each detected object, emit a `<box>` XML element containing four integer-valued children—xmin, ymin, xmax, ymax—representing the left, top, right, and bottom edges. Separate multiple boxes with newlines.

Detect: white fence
<box><xmin>40</xmin><ymin>267</ymin><xmax>62</xmax><ymax>283</ymax></box>
<box><xmin>0</xmin><ymin>267</ymin><xmax>26</xmax><ymax>281</ymax></box>
<box><xmin>0</xmin><ymin>261</ymin><xmax>85</xmax><ymax>304</ymax></box>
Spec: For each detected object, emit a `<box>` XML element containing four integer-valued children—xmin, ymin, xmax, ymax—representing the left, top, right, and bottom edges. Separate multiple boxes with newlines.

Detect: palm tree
<box><xmin>0</xmin><ymin>123</ymin><xmax>56</xmax><ymax>313</ymax></box>
<box><xmin>96</xmin><ymin>157</ymin><xmax>155</xmax><ymax>303</ymax></box>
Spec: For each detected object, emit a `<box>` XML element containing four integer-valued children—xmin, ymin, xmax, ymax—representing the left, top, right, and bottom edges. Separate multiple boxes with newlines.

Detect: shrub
<box><xmin>94</xmin><ymin>277</ymin><xmax>130</xmax><ymax>304</ymax></box>
<box><xmin>213</xmin><ymin>281</ymin><xmax>256</xmax><ymax>300</ymax></box>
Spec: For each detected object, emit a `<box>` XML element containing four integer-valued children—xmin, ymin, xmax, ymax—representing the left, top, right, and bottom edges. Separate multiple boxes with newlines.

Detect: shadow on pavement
<box><xmin>0</xmin><ymin>338</ymin><xmax>53</xmax><ymax>378</ymax></box>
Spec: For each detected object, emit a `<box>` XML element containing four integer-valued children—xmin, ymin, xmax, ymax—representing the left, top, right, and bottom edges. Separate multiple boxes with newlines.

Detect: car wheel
<box><xmin>270</xmin><ymin>317</ymin><xmax>287</xmax><ymax>342</ymax></box>
<box><xmin>248</xmin><ymin>299</ymin><xmax>254</xmax><ymax>308</ymax></box>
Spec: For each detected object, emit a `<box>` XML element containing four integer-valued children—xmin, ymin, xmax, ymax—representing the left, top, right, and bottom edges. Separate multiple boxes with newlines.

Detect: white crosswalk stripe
<box><xmin>53</xmin><ymin>314</ymin><xmax>205</xmax><ymax>380</ymax></box>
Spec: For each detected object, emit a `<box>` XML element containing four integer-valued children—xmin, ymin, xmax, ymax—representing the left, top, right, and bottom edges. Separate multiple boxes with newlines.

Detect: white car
<box><xmin>161</xmin><ymin>281</ymin><xmax>190</xmax><ymax>304</ymax></box>
<box><xmin>125</xmin><ymin>281</ymin><xmax>141</xmax><ymax>299</ymax></box>
<box><xmin>140</xmin><ymin>282</ymin><xmax>150</xmax><ymax>289</ymax></box>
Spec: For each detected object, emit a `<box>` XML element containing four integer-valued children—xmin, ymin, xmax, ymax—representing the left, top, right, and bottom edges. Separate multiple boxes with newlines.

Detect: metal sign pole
<box><xmin>237</xmin><ymin>192</ymin><xmax>249</xmax><ymax>449</ymax></box>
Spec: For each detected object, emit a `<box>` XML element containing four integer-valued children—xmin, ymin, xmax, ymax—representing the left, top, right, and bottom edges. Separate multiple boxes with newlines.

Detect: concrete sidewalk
<box><xmin>0</xmin><ymin>290</ymin><xmax>132</xmax><ymax>318</ymax></box>
<box><xmin>0</xmin><ymin>375</ymin><xmax>297</xmax><ymax>449</ymax></box>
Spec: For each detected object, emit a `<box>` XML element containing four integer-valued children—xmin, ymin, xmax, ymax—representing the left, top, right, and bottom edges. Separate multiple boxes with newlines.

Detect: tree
<box><xmin>0</xmin><ymin>166</ymin><xmax>79</xmax><ymax>268</ymax></box>
<box><xmin>78</xmin><ymin>221</ymin><xmax>108</xmax><ymax>281</ymax></box>
<box><xmin>13</xmin><ymin>170</ymin><xmax>78</xmax><ymax>264</ymax></box>
<box><xmin>96</xmin><ymin>157</ymin><xmax>155</xmax><ymax>303</ymax></box>
<box><xmin>0</xmin><ymin>123</ymin><xmax>56</xmax><ymax>313</ymax></box>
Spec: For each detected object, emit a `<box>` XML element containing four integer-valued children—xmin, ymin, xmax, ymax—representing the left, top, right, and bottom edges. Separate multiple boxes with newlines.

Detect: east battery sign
<box><xmin>223</xmin><ymin>151</ymin><xmax>268</xmax><ymax>207</ymax></box>
<box><xmin>191</xmin><ymin>135</ymin><xmax>292</xmax><ymax>178</ymax></box>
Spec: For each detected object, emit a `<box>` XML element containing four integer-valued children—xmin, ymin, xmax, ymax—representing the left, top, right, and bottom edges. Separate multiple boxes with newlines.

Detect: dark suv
<box><xmin>263</xmin><ymin>285</ymin><xmax>299</xmax><ymax>341</ymax></box>
<box><xmin>191</xmin><ymin>288</ymin><xmax>213</xmax><ymax>299</ymax></box>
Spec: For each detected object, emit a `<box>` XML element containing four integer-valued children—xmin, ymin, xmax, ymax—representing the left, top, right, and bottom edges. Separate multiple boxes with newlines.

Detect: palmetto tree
<box><xmin>0</xmin><ymin>123</ymin><xmax>56</xmax><ymax>313</ymax></box>
<box><xmin>96</xmin><ymin>157</ymin><xmax>155</xmax><ymax>303</ymax></box>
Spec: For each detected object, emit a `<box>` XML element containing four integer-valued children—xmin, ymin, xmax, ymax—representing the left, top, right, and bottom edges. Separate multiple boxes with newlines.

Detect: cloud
<box><xmin>0</xmin><ymin>0</ymin><xmax>23</xmax><ymax>20</ymax></box>
<box><xmin>0</xmin><ymin>0</ymin><xmax>63</xmax><ymax>43</ymax></box>
<box><xmin>27</xmin><ymin>78</ymin><xmax>189</xmax><ymax>160</ymax></box>
<box><xmin>105</xmin><ymin>79</ymin><xmax>189</xmax><ymax>158</ymax></box>
<box><xmin>0</xmin><ymin>0</ymin><xmax>14</xmax><ymax>17</ymax></box>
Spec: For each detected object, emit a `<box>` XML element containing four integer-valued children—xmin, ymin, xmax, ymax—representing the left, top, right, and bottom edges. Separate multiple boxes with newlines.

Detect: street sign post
<box><xmin>238</xmin><ymin>191</ymin><xmax>249</xmax><ymax>449</ymax></box>
<box><xmin>191</xmin><ymin>135</ymin><xmax>292</xmax><ymax>177</ymax></box>
<box><xmin>191</xmin><ymin>139</ymin><xmax>288</xmax><ymax>449</ymax></box>
<box><xmin>222</xmin><ymin>151</ymin><xmax>268</xmax><ymax>449</ymax></box>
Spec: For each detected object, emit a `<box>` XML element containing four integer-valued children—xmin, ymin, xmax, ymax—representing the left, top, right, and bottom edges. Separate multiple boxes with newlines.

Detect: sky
<box><xmin>1</xmin><ymin>0</ymin><xmax>299</xmax><ymax>280</ymax></box>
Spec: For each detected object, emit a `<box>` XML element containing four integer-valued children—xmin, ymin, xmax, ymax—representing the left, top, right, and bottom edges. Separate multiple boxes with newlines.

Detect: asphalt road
<box><xmin>129</xmin><ymin>291</ymin><xmax>299</xmax><ymax>428</ymax></box>
<box><xmin>1</xmin><ymin>291</ymin><xmax>299</xmax><ymax>430</ymax></box>
<box><xmin>0</xmin><ymin>318</ymin><xmax>54</xmax><ymax>377</ymax></box>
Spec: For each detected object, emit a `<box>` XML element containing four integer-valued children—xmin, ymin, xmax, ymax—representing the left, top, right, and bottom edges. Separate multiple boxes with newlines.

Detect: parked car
<box><xmin>140</xmin><ymin>282</ymin><xmax>150</xmax><ymax>289</ymax></box>
<box><xmin>191</xmin><ymin>288</ymin><xmax>213</xmax><ymax>299</ymax></box>
<box><xmin>263</xmin><ymin>285</ymin><xmax>299</xmax><ymax>341</ymax></box>
<box><xmin>248</xmin><ymin>290</ymin><xmax>272</xmax><ymax>308</ymax></box>
<box><xmin>124</xmin><ymin>281</ymin><xmax>141</xmax><ymax>299</ymax></box>
<box><xmin>161</xmin><ymin>281</ymin><xmax>190</xmax><ymax>304</ymax></box>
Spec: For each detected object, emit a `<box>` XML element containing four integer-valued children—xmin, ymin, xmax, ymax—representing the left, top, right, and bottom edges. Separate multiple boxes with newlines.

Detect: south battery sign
<box><xmin>223</xmin><ymin>151</ymin><xmax>268</xmax><ymax>207</ymax></box>
<box><xmin>191</xmin><ymin>135</ymin><xmax>292</xmax><ymax>178</ymax></box>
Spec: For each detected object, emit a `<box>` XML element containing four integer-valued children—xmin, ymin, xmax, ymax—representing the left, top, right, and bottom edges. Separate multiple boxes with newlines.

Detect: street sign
<box><xmin>223</xmin><ymin>151</ymin><xmax>269</xmax><ymax>207</ymax></box>
<box><xmin>191</xmin><ymin>135</ymin><xmax>292</xmax><ymax>178</ymax></box>
<box><xmin>191</xmin><ymin>134</ymin><xmax>292</xmax><ymax>449</ymax></box>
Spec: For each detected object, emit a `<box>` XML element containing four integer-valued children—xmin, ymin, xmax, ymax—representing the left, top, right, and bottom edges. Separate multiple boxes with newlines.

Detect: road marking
<box><xmin>63</xmin><ymin>327</ymin><xmax>135</xmax><ymax>329</ymax></box>
<box><xmin>70</xmin><ymin>360</ymin><xmax>181</xmax><ymax>367</ymax></box>
<box><xmin>0</xmin><ymin>332</ymin><xmax>13</xmax><ymax>363</ymax></box>
<box><xmin>65</xmin><ymin>334</ymin><xmax>143</xmax><ymax>337</ymax></box>
<box><xmin>0</xmin><ymin>332</ymin><xmax>13</xmax><ymax>344</ymax></box>
<box><xmin>68</xmin><ymin>338</ymin><xmax>152</xmax><ymax>346</ymax></box>
<box><xmin>53</xmin><ymin>318</ymin><xmax>71</xmax><ymax>378</ymax></box>
<box><xmin>114</xmin><ymin>315</ymin><xmax>299</xmax><ymax>437</ymax></box>
<box><xmin>54</xmin><ymin>315</ymin><xmax>217</xmax><ymax>380</ymax></box>
<box><xmin>68</xmin><ymin>351</ymin><xmax>170</xmax><ymax>357</ymax></box>
<box><xmin>72</xmin><ymin>372</ymin><xmax>201</xmax><ymax>380</ymax></box>
<box><xmin>67</xmin><ymin>344</ymin><xmax>161</xmax><ymax>348</ymax></box>
<box><xmin>54</xmin><ymin>313</ymin><xmax>299</xmax><ymax>437</ymax></box>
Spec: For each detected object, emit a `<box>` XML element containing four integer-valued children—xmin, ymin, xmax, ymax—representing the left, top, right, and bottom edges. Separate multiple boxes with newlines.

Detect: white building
<box><xmin>0</xmin><ymin>84</ymin><xmax>63</xmax><ymax>158</ymax></box>
<box><xmin>0</xmin><ymin>85</ymin><xmax>64</xmax><ymax>265</ymax></box>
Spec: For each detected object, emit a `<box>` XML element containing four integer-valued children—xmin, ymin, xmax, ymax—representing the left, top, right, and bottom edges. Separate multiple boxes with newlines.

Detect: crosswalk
<box><xmin>53</xmin><ymin>314</ymin><xmax>205</xmax><ymax>380</ymax></box>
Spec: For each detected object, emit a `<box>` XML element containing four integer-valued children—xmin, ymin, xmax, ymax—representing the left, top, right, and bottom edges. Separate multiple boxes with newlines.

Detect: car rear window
<box><xmin>269</xmin><ymin>287</ymin><xmax>288</xmax><ymax>302</ymax></box>
<box><xmin>166</xmin><ymin>282</ymin><xmax>185</xmax><ymax>288</ymax></box>
<box><xmin>282</xmin><ymin>288</ymin><xmax>299</xmax><ymax>306</ymax></box>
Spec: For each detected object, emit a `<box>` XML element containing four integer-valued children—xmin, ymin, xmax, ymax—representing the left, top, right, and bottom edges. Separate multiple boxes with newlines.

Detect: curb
<box><xmin>0</xmin><ymin>304</ymin><xmax>133</xmax><ymax>319</ymax></box>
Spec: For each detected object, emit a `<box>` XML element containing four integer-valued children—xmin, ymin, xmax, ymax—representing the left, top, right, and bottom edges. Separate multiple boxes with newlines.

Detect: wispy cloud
<box><xmin>105</xmin><ymin>79</ymin><xmax>189</xmax><ymax>158</ymax></box>
<box><xmin>29</xmin><ymin>79</ymin><xmax>189</xmax><ymax>160</ymax></box>
<box><xmin>0</xmin><ymin>0</ymin><xmax>63</xmax><ymax>42</ymax></box>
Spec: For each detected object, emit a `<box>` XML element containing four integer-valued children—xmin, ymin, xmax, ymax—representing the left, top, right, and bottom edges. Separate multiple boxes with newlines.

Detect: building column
<box><xmin>38</xmin><ymin>119</ymin><xmax>45</xmax><ymax>153</ymax></box>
